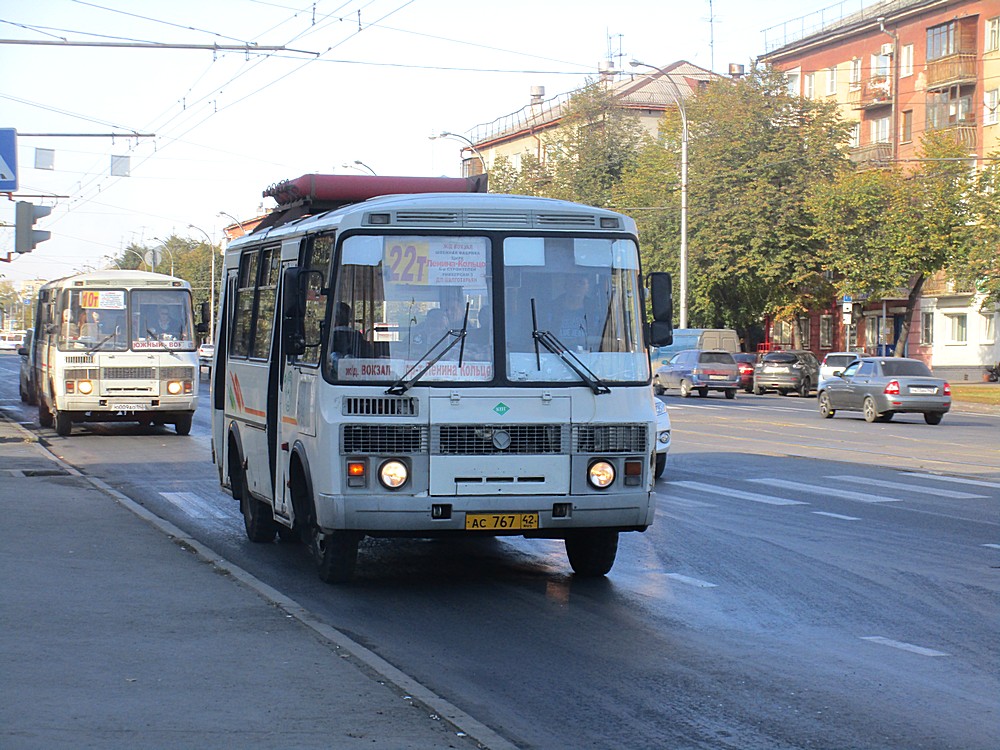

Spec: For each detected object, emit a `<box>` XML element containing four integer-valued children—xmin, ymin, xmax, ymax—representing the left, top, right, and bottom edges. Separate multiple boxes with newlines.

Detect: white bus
<box><xmin>30</xmin><ymin>270</ymin><xmax>200</xmax><ymax>436</ymax></box>
<box><xmin>211</xmin><ymin>174</ymin><xmax>673</xmax><ymax>582</ymax></box>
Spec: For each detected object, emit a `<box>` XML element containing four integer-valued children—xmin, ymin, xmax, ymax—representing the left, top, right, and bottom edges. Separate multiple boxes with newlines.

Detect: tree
<box><xmin>951</xmin><ymin>152</ymin><xmax>1000</xmax><ymax>309</ymax></box>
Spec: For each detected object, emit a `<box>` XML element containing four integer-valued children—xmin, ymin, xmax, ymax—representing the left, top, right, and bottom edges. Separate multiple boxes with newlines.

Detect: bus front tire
<box><xmin>55</xmin><ymin>410</ymin><xmax>72</xmax><ymax>437</ymax></box>
<box><xmin>565</xmin><ymin>529</ymin><xmax>619</xmax><ymax>577</ymax></box>
<box><xmin>175</xmin><ymin>413</ymin><xmax>193</xmax><ymax>436</ymax></box>
<box><xmin>311</xmin><ymin>529</ymin><xmax>360</xmax><ymax>584</ymax></box>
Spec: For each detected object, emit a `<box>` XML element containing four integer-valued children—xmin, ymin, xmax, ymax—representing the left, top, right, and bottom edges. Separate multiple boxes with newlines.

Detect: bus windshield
<box><xmin>55</xmin><ymin>287</ymin><xmax>194</xmax><ymax>352</ymax></box>
<box><xmin>324</xmin><ymin>233</ymin><xmax>647</xmax><ymax>385</ymax></box>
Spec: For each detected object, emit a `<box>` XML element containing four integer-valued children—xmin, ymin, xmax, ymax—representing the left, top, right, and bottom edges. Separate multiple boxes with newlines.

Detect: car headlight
<box><xmin>77</xmin><ymin>380</ymin><xmax>94</xmax><ymax>395</ymax></box>
<box><xmin>379</xmin><ymin>460</ymin><xmax>408</xmax><ymax>489</ymax></box>
<box><xmin>588</xmin><ymin>460</ymin><xmax>615</xmax><ymax>489</ymax></box>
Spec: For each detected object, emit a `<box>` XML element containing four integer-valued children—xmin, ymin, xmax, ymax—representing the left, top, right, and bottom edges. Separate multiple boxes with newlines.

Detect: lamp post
<box><xmin>629</xmin><ymin>60</ymin><xmax>688</xmax><ymax>329</ymax></box>
<box><xmin>151</xmin><ymin>237</ymin><xmax>175</xmax><ymax>276</ymax></box>
<box><xmin>217</xmin><ymin>211</ymin><xmax>246</xmax><ymax>238</ymax></box>
<box><xmin>429</xmin><ymin>131</ymin><xmax>487</xmax><ymax>176</ymax></box>
<box><xmin>342</xmin><ymin>160</ymin><xmax>376</xmax><ymax>175</ymax></box>
<box><xmin>188</xmin><ymin>224</ymin><xmax>217</xmax><ymax>344</ymax></box>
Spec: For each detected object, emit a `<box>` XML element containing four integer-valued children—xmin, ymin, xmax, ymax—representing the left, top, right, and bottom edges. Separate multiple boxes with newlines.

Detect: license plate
<box><xmin>708</xmin><ymin>375</ymin><xmax>727</xmax><ymax>380</ymax></box>
<box><xmin>465</xmin><ymin>512</ymin><xmax>538</xmax><ymax>531</ymax></box>
<box><xmin>910</xmin><ymin>386</ymin><xmax>936</xmax><ymax>394</ymax></box>
<box><xmin>111</xmin><ymin>403</ymin><xmax>143</xmax><ymax>412</ymax></box>
<box><xmin>764</xmin><ymin>366</ymin><xmax>783</xmax><ymax>373</ymax></box>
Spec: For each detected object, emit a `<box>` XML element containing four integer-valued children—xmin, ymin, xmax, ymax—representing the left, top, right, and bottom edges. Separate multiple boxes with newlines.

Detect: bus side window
<box><xmin>299</xmin><ymin>235</ymin><xmax>333</xmax><ymax>366</ymax></box>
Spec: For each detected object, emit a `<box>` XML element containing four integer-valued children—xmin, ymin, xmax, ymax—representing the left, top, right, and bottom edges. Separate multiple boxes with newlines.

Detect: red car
<box><xmin>732</xmin><ymin>353</ymin><xmax>756</xmax><ymax>393</ymax></box>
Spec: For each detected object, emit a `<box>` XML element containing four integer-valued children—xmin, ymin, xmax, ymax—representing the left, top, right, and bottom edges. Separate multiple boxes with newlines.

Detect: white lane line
<box><xmin>826</xmin><ymin>474</ymin><xmax>986</xmax><ymax>499</ymax></box>
<box><xmin>670</xmin><ymin>480</ymin><xmax>807</xmax><ymax>506</ymax></box>
<box><xmin>983</xmin><ymin>543</ymin><xmax>1000</xmax><ymax>550</ymax></box>
<box><xmin>656</xmin><ymin>492</ymin><xmax>717</xmax><ymax>508</ymax></box>
<box><xmin>860</xmin><ymin>636</ymin><xmax>949</xmax><ymax>657</ymax></box>
<box><xmin>812</xmin><ymin>511</ymin><xmax>861</xmax><ymax>521</ymax></box>
<box><xmin>665</xmin><ymin>573</ymin><xmax>718</xmax><ymax>588</ymax></box>
<box><xmin>160</xmin><ymin>491</ymin><xmax>231</xmax><ymax>519</ymax></box>
<box><xmin>748</xmin><ymin>477</ymin><xmax>902</xmax><ymax>503</ymax></box>
<box><xmin>901</xmin><ymin>472</ymin><xmax>1000</xmax><ymax>490</ymax></box>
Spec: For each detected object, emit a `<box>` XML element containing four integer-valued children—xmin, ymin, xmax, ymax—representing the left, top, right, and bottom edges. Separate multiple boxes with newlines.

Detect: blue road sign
<box><xmin>0</xmin><ymin>129</ymin><xmax>17</xmax><ymax>191</ymax></box>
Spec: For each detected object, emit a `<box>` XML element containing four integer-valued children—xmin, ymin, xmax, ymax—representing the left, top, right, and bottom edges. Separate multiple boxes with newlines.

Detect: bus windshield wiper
<box><xmin>530</xmin><ymin>298</ymin><xmax>610</xmax><ymax>395</ymax></box>
<box><xmin>386</xmin><ymin>304</ymin><xmax>471</xmax><ymax>395</ymax></box>
<box><xmin>86</xmin><ymin>332</ymin><xmax>117</xmax><ymax>354</ymax></box>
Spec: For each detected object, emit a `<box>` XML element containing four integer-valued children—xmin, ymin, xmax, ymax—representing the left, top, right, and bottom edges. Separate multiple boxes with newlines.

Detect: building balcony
<box><xmin>849</xmin><ymin>142</ymin><xmax>893</xmax><ymax>168</ymax></box>
<box><xmin>928</xmin><ymin>116</ymin><xmax>978</xmax><ymax>149</ymax></box>
<box><xmin>926</xmin><ymin>53</ymin><xmax>977</xmax><ymax>90</ymax></box>
<box><xmin>847</xmin><ymin>76</ymin><xmax>892</xmax><ymax>109</ymax></box>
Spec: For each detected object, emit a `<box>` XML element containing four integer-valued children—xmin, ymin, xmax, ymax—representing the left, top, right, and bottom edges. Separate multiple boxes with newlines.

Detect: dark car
<box><xmin>732</xmin><ymin>352</ymin><xmax>756</xmax><ymax>393</ymax></box>
<box><xmin>753</xmin><ymin>350</ymin><xmax>820</xmax><ymax>397</ymax></box>
<box><xmin>654</xmin><ymin>349</ymin><xmax>739</xmax><ymax>399</ymax></box>
<box><xmin>817</xmin><ymin>357</ymin><xmax>951</xmax><ymax>424</ymax></box>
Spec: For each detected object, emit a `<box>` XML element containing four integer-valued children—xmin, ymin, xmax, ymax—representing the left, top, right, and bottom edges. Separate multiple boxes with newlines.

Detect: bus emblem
<box><xmin>493</xmin><ymin>402</ymin><xmax>510</xmax><ymax>416</ymax></box>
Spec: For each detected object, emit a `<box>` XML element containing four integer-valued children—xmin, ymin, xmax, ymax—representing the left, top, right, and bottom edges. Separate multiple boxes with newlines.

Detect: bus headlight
<box><xmin>379</xmin><ymin>460</ymin><xmax>408</xmax><ymax>489</ymax></box>
<box><xmin>588</xmin><ymin>460</ymin><xmax>615</xmax><ymax>489</ymax></box>
<box><xmin>166</xmin><ymin>380</ymin><xmax>183</xmax><ymax>395</ymax></box>
<box><xmin>77</xmin><ymin>380</ymin><xmax>94</xmax><ymax>395</ymax></box>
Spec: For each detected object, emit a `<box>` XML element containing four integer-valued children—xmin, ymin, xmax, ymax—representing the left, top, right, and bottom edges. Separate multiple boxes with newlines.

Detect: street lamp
<box><xmin>630</xmin><ymin>60</ymin><xmax>689</xmax><ymax>329</ymax></box>
<box><xmin>429</xmin><ymin>131</ymin><xmax>487</xmax><ymax>176</ymax></box>
<box><xmin>217</xmin><ymin>211</ymin><xmax>246</xmax><ymax>238</ymax></box>
<box><xmin>151</xmin><ymin>237</ymin><xmax>175</xmax><ymax>276</ymax></box>
<box><xmin>188</xmin><ymin>224</ymin><xmax>217</xmax><ymax>344</ymax></box>
<box><xmin>342</xmin><ymin>160</ymin><xmax>376</xmax><ymax>175</ymax></box>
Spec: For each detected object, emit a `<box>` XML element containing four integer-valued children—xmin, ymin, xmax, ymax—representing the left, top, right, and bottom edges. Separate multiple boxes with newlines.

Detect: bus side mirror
<box><xmin>200</xmin><ymin>301</ymin><xmax>211</xmax><ymax>324</ymax></box>
<box><xmin>282</xmin><ymin>267</ymin><xmax>306</xmax><ymax>357</ymax></box>
<box><xmin>648</xmin><ymin>272</ymin><xmax>673</xmax><ymax>347</ymax></box>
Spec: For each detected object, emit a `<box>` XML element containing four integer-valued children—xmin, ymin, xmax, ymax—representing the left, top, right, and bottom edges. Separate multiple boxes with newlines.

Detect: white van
<box><xmin>651</xmin><ymin>328</ymin><xmax>740</xmax><ymax>366</ymax></box>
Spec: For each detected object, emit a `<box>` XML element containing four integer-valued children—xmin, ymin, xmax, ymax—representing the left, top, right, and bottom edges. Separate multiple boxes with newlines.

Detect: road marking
<box><xmin>983</xmin><ymin>543</ymin><xmax>1000</xmax><ymax>550</ymax></box>
<box><xmin>748</xmin><ymin>477</ymin><xmax>902</xmax><ymax>503</ymax></box>
<box><xmin>901</xmin><ymin>472</ymin><xmax>1000</xmax><ymax>490</ymax></box>
<box><xmin>826</xmin><ymin>474</ymin><xmax>986</xmax><ymax>499</ymax></box>
<box><xmin>812</xmin><ymin>511</ymin><xmax>861</xmax><ymax>521</ymax></box>
<box><xmin>860</xmin><ymin>636</ymin><xmax>949</xmax><ymax>657</ymax></box>
<box><xmin>670</xmin><ymin>480</ymin><xmax>807</xmax><ymax>506</ymax></box>
<box><xmin>160</xmin><ymin>491</ymin><xmax>231</xmax><ymax>519</ymax></box>
<box><xmin>665</xmin><ymin>573</ymin><xmax>718</xmax><ymax>588</ymax></box>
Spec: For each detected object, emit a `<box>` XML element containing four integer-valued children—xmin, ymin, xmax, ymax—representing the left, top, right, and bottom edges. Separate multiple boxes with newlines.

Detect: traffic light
<box><xmin>15</xmin><ymin>201</ymin><xmax>52</xmax><ymax>253</ymax></box>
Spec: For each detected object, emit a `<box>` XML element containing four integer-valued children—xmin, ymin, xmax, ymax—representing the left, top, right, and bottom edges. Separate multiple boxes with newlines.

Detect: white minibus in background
<box><xmin>29</xmin><ymin>270</ymin><xmax>200</xmax><ymax>436</ymax></box>
<box><xmin>210</xmin><ymin>173</ymin><xmax>673</xmax><ymax>583</ymax></box>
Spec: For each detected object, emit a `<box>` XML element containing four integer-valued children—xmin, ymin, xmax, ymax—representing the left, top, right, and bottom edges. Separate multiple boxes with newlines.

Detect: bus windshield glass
<box><xmin>504</xmin><ymin>237</ymin><xmax>648</xmax><ymax>384</ymax></box>
<box><xmin>131</xmin><ymin>289</ymin><xmax>196</xmax><ymax>350</ymax></box>
<box><xmin>57</xmin><ymin>288</ymin><xmax>130</xmax><ymax>351</ymax></box>
<box><xmin>326</xmin><ymin>235</ymin><xmax>493</xmax><ymax>383</ymax></box>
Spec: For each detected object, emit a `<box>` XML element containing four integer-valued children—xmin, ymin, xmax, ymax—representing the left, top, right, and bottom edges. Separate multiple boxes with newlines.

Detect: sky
<box><xmin>0</xmin><ymin>0</ymin><xmax>851</xmax><ymax>284</ymax></box>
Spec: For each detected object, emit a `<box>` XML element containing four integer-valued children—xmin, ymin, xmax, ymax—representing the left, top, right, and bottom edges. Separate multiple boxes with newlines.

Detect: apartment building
<box><xmin>761</xmin><ymin>0</ymin><xmax>999</xmax><ymax>380</ymax></box>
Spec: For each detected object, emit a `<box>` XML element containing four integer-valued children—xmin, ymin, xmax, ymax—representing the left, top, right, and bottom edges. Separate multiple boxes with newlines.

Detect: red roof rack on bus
<box><xmin>255</xmin><ymin>173</ymin><xmax>488</xmax><ymax>233</ymax></box>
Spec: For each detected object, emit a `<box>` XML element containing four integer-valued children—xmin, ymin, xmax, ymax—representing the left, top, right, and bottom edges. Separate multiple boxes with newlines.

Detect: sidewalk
<box><xmin>0</xmin><ymin>416</ymin><xmax>498</xmax><ymax>750</ymax></box>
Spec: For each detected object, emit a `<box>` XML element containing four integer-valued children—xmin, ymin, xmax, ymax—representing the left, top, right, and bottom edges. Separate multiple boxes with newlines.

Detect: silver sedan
<box><xmin>817</xmin><ymin>357</ymin><xmax>951</xmax><ymax>424</ymax></box>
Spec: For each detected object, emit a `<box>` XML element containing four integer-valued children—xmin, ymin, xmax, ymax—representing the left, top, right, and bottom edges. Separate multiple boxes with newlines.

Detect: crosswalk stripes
<box><xmin>670</xmin><ymin>480</ymin><xmax>808</xmax><ymax>506</ymax></box>
<box><xmin>825</xmin><ymin>474</ymin><xmax>986</xmax><ymax>499</ymax></box>
<box><xmin>901</xmin><ymin>472</ymin><xmax>1000</xmax><ymax>490</ymax></box>
<box><xmin>746</xmin><ymin>477</ymin><xmax>903</xmax><ymax>503</ymax></box>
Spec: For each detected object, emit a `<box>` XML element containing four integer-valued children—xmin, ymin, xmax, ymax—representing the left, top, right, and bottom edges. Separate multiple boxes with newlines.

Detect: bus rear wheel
<box><xmin>310</xmin><ymin>529</ymin><xmax>360</xmax><ymax>584</ymax></box>
<box><xmin>565</xmin><ymin>529</ymin><xmax>619</xmax><ymax>577</ymax></box>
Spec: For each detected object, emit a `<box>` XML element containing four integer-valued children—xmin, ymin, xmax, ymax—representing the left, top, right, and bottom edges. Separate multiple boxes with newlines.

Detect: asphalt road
<box><xmin>2</xmin><ymin>352</ymin><xmax>997</xmax><ymax>750</ymax></box>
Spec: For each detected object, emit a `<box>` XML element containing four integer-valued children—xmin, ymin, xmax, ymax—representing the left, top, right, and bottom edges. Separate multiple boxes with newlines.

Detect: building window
<box><xmin>785</xmin><ymin>67</ymin><xmax>801</xmax><ymax>96</ymax></box>
<box><xmin>865</xmin><ymin>316</ymin><xmax>879</xmax><ymax>348</ymax></box>
<box><xmin>927</xmin><ymin>21</ymin><xmax>957</xmax><ymax>61</ymax></box>
<box><xmin>901</xmin><ymin>110</ymin><xmax>913</xmax><ymax>142</ymax></box>
<box><xmin>826</xmin><ymin>66</ymin><xmax>837</xmax><ymax>96</ymax></box>
<box><xmin>773</xmin><ymin>320</ymin><xmax>794</xmax><ymax>347</ymax></box>
<box><xmin>849</xmin><ymin>122</ymin><xmax>861</xmax><ymax>148</ymax></box>
<box><xmin>920</xmin><ymin>312</ymin><xmax>934</xmax><ymax>345</ymax></box>
<box><xmin>900</xmin><ymin>44</ymin><xmax>914</xmax><ymax>77</ymax></box>
<box><xmin>986</xmin><ymin>89</ymin><xmax>999</xmax><ymax>127</ymax></box>
<box><xmin>927</xmin><ymin>90</ymin><xmax>973</xmax><ymax>130</ymax></box>
<box><xmin>804</xmin><ymin>73</ymin><xmax>815</xmax><ymax>99</ymax></box>
<box><xmin>982</xmin><ymin>312</ymin><xmax>997</xmax><ymax>343</ymax></box>
<box><xmin>946</xmin><ymin>313</ymin><xmax>967</xmax><ymax>343</ymax></box>
<box><xmin>871</xmin><ymin>115</ymin><xmax>891</xmax><ymax>144</ymax></box>
<box><xmin>849</xmin><ymin>59</ymin><xmax>861</xmax><ymax>89</ymax></box>
<box><xmin>820</xmin><ymin>315</ymin><xmax>833</xmax><ymax>348</ymax></box>
<box><xmin>871</xmin><ymin>52</ymin><xmax>890</xmax><ymax>79</ymax></box>
<box><xmin>798</xmin><ymin>317</ymin><xmax>810</xmax><ymax>349</ymax></box>
<box><xmin>987</xmin><ymin>17</ymin><xmax>999</xmax><ymax>52</ymax></box>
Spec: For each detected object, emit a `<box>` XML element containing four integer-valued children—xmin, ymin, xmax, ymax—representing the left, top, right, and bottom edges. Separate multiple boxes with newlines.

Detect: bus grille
<box><xmin>64</xmin><ymin>368</ymin><xmax>98</xmax><ymax>380</ymax></box>
<box><xmin>341</xmin><ymin>425</ymin><xmax>428</xmax><ymax>454</ymax></box>
<box><xmin>104</xmin><ymin>367</ymin><xmax>156</xmax><ymax>379</ymax></box>
<box><xmin>343</xmin><ymin>397</ymin><xmax>418</xmax><ymax>417</ymax></box>
<box><xmin>573</xmin><ymin>424</ymin><xmax>647</xmax><ymax>453</ymax></box>
<box><xmin>65</xmin><ymin>356</ymin><xmax>95</xmax><ymax>365</ymax></box>
<box><xmin>160</xmin><ymin>366</ymin><xmax>194</xmax><ymax>379</ymax></box>
<box><xmin>434</xmin><ymin>424</ymin><xmax>566</xmax><ymax>455</ymax></box>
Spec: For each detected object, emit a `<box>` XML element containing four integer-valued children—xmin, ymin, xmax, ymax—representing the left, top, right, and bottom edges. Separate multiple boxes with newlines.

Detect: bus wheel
<box><xmin>38</xmin><ymin>398</ymin><xmax>54</xmax><ymax>428</ymax></box>
<box><xmin>55</xmin><ymin>410</ymin><xmax>72</xmax><ymax>437</ymax></box>
<box><xmin>310</xmin><ymin>529</ymin><xmax>360</xmax><ymax>584</ymax></box>
<box><xmin>565</xmin><ymin>529</ymin><xmax>619</xmax><ymax>577</ymax></box>
<box><xmin>174</xmin><ymin>413</ymin><xmax>192</xmax><ymax>436</ymax></box>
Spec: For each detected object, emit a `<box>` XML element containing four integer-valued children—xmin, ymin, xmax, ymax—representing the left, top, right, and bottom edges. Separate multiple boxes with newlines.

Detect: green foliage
<box><xmin>956</xmin><ymin>153</ymin><xmax>1000</xmax><ymax>308</ymax></box>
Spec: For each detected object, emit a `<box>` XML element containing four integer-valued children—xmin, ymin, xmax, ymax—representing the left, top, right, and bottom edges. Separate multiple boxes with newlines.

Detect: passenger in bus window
<box><xmin>411</xmin><ymin>307</ymin><xmax>450</xmax><ymax>348</ymax></box>
<box><xmin>551</xmin><ymin>275</ymin><xmax>592</xmax><ymax>350</ymax></box>
<box><xmin>330</xmin><ymin>302</ymin><xmax>370</xmax><ymax>358</ymax></box>
<box><xmin>80</xmin><ymin>310</ymin><xmax>101</xmax><ymax>339</ymax></box>
<box><xmin>148</xmin><ymin>306</ymin><xmax>180</xmax><ymax>339</ymax></box>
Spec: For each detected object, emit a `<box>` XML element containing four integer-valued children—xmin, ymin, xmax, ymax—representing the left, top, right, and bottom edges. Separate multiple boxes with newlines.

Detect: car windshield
<box><xmin>879</xmin><ymin>359</ymin><xmax>932</xmax><ymax>377</ymax></box>
<box><xmin>699</xmin><ymin>351</ymin><xmax>735</xmax><ymax>364</ymax></box>
<box><xmin>763</xmin><ymin>352</ymin><xmax>796</xmax><ymax>363</ymax></box>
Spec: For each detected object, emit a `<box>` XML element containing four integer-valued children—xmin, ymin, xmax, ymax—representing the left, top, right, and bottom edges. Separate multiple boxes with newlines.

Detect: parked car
<box><xmin>732</xmin><ymin>352</ymin><xmax>756</xmax><ymax>393</ymax></box>
<box><xmin>653</xmin><ymin>396</ymin><xmax>671</xmax><ymax>479</ymax></box>
<box><xmin>17</xmin><ymin>331</ymin><xmax>36</xmax><ymax>405</ymax></box>
<box><xmin>198</xmin><ymin>342</ymin><xmax>215</xmax><ymax>371</ymax></box>
<box><xmin>818</xmin><ymin>357</ymin><xmax>951</xmax><ymax>424</ymax></box>
<box><xmin>753</xmin><ymin>350</ymin><xmax>820</xmax><ymax>397</ymax></box>
<box><xmin>819</xmin><ymin>351</ymin><xmax>863</xmax><ymax>383</ymax></box>
<box><xmin>654</xmin><ymin>349</ymin><xmax>739</xmax><ymax>399</ymax></box>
